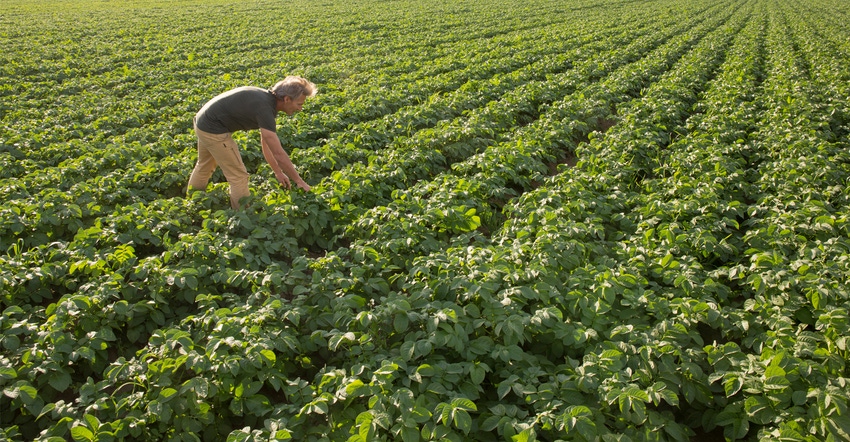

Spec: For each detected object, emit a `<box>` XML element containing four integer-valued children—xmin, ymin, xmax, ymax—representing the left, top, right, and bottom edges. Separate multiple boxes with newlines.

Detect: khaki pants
<box><xmin>188</xmin><ymin>122</ymin><xmax>250</xmax><ymax>209</ymax></box>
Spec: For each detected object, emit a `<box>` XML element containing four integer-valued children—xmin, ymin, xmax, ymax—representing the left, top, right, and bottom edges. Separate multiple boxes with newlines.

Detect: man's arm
<box><xmin>260</xmin><ymin>128</ymin><xmax>311</xmax><ymax>191</ymax></box>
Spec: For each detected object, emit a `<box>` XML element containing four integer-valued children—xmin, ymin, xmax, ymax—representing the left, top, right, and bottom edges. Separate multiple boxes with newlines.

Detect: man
<box><xmin>187</xmin><ymin>76</ymin><xmax>317</xmax><ymax>209</ymax></box>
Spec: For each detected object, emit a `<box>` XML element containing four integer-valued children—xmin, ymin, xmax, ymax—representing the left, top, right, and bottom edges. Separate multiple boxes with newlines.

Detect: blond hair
<box><xmin>270</xmin><ymin>76</ymin><xmax>317</xmax><ymax>100</ymax></box>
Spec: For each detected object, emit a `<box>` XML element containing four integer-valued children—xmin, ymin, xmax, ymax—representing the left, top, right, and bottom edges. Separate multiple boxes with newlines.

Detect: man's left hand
<box><xmin>295</xmin><ymin>180</ymin><xmax>311</xmax><ymax>192</ymax></box>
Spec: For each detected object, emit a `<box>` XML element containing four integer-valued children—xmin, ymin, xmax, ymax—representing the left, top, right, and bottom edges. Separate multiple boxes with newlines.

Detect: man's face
<box><xmin>280</xmin><ymin>95</ymin><xmax>306</xmax><ymax>116</ymax></box>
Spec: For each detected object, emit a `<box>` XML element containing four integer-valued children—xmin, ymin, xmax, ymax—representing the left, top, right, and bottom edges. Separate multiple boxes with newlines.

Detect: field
<box><xmin>2</xmin><ymin>0</ymin><xmax>850</xmax><ymax>440</ymax></box>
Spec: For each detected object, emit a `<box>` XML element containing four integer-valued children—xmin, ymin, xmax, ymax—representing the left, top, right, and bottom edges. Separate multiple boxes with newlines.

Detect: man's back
<box><xmin>194</xmin><ymin>86</ymin><xmax>277</xmax><ymax>134</ymax></box>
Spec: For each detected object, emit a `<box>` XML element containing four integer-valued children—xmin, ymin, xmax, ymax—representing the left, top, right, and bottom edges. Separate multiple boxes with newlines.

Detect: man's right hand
<box><xmin>275</xmin><ymin>170</ymin><xmax>291</xmax><ymax>189</ymax></box>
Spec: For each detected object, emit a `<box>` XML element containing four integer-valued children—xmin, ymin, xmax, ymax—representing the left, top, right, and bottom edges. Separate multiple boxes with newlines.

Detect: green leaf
<box><xmin>764</xmin><ymin>364</ymin><xmax>785</xmax><ymax>379</ymax></box>
<box><xmin>744</xmin><ymin>395</ymin><xmax>775</xmax><ymax>425</ymax></box>
<box><xmin>160</xmin><ymin>387</ymin><xmax>178</xmax><ymax>401</ymax></box>
<box><xmin>401</xmin><ymin>425</ymin><xmax>419</xmax><ymax>442</ymax></box>
<box><xmin>512</xmin><ymin>428</ymin><xmax>535</xmax><ymax>442</ymax></box>
<box><xmin>345</xmin><ymin>379</ymin><xmax>368</xmax><ymax>397</ymax></box>
<box><xmin>245</xmin><ymin>394</ymin><xmax>272</xmax><ymax>416</ymax></box>
<box><xmin>3</xmin><ymin>335</ymin><xmax>20</xmax><ymax>351</ymax></box>
<box><xmin>827</xmin><ymin>413</ymin><xmax>850</xmax><ymax>440</ymax></box>
<box><xmin>235</xmin><ymin>380</ymin><xmax>262</xmax><ymax>398</ymax></box>
<box><xmin>808</xmin><ymin>289</ymin><xmax>823</xmax><ymax>310</ymax></box>
<box><xmin>411</xmin><ymin>405</ymin><xmax>431</xmax><ymax>423</ymax></box>
<box><xmin>0</xmin><ymin>366</ymin><xmax>17</xmax><ymax>382</ymax></box>
<box><xmin>498</xmin><ymin>382</ymin><xmax>512</xmax><ymax>399</ymax></box>
<box><xmin>660</xmin><ymin>388</ymin><xmax>679</xmax><ymax>407</ymax></box>
<box><xmin>415</xmin><ymin>364</ymin><xmax>435</xmax><ymax>377</ymax></box>
<box><xmin>453</xmin><ymin>409</ymin><xmax>472</xmax><ymax>434</ymax></box>
<box><xmin>394</xmin><ymin>313</ymin><xmax>409</xmax><ymax>333</ymax></box>
<box><xmin>70</xmin><ymin>426</ymin><xmax>95</xmax><ymax>442</ymax></box>
<box><xmin>451</xmin><ymin>397</ymin><xmax>477</xmax><ymax>411</ymax></box>
<box><xmin>566</xmin><ymin>406</ymin><xmax>597</xmax><ymax>437</ymax></box>
<box><xmin>329</xmin><ymin>332</ymin><xmax>356</xmax><ymax>351</ymax></box>
<box><xmin>83</xmin><ymin>414</ymin><xmax>101</xmax><ymax>431</ymax></box>
<box><xmin>481</xmin><ymin>415</ymin><xmax>502</xmax><ymax>432</ymax></box>
<box><xmin>225</xmin><ymin>429</ymin><xmax>251</xmax><ymax>442</ymax></box>
<box><xmin>357</xmin><ymin>411</ymin><xmax>374</xmax><ymax>441</ymax></box>
<box><xmin>470</xmin><ymin>362</ymin><xmax>486</xmax><ymax>385</ymax></box>
<box><xmin>9</xmin><ymin>381</ymin><xmax>38</xmax><ymax>404</ymax></box>
<box><xmin>729</xmin><ymin>417</ymin><xmax>749</xmax><ymax>440</ymax></box>
<box><xmin>259</xmin><ymin>349</ymin><xmax>276</xmax><ymax>365</ymax></box>
<box><xmin>724</xmin><ymin>375</ymin><xmax>743</xmax><ymax>397</ymax></box>
<box><xmin>273</xmin><ymin>429</ymin><xmax>292</xmax><ymax>440</ymax></box>
<box><xmin>38</xmin><ymin>402</ymin><xmax>57</xmax><ymax>420</ymax></box>
<box><xmin>630</xmin><ymin>400</ymin><xmax>647</xmax><ymax>423</ymax></box>
<box><xmin>663</xmin><ymin>422</ymin><xmax>687</xmax><ymax>441</ymax></box>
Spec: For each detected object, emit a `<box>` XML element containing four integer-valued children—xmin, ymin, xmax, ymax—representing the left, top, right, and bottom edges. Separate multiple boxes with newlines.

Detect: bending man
<box><xmin>188</xmin><ymin>76</ymin><xmax>317</xmax><ymax>209</ymax></box>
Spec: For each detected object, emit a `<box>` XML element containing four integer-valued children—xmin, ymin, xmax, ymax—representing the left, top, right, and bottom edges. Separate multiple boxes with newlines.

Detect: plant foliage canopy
<box><xmin>1</xmin><ymin>0</ymin><xmax>849</xmax><ymax>440</ymax></box>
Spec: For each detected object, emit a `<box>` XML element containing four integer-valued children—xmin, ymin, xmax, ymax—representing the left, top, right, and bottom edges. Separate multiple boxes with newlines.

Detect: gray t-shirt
<box><xmin>195</xmin><ymin>86</ymin><xmax>277</xmax><ymax>134</ymax></box>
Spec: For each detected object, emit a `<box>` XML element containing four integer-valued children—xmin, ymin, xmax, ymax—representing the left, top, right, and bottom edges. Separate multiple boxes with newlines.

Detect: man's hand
<box><xmin>274</xmin><ymin>170</ymin><xmax>311</xmax><ymax>192</ymax></box>
<box><xmin>274</xmin><ymin>169</ymin><xmax>291</xmax><ymax>189</ymax></box>
<box><xmin>294</xmin><ymin>179</ymin><xmax>311</xmax><ymax>192</ymax></box>
<box><xmin>260</xmin><ymin>128</ymin><xmax>310</xmax><ymax>192</ymax></box>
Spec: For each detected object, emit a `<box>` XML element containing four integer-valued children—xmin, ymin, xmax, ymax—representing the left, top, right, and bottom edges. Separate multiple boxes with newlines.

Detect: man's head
<box><xmin>271</xmin><ymin>76</ymin><xmax>317</xmax><ymax>115</ymax></box>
